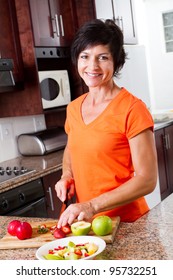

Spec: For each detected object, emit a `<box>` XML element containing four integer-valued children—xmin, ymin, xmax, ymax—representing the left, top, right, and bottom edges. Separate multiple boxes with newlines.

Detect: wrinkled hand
<box><xmin>55</xmin><ymin>176</ymin><xmax>75</xmax><ymax>202</ymax></box>
<box><xmin>57</xmin><ymin>201</ymin><xmax>95</xmax><ymax>228</ymax></box>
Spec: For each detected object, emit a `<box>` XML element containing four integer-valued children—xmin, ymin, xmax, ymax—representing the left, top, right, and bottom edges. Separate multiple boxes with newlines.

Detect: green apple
<box><xmin>71</xmin><ymin>221</ymin><xmax>91</xmax><ymax>236</ymax></box>
<box><xmin>92</xmin><ymin>215</ymin><xmax>112</xmax><ymax>236</ymax></box>
<box><xmin>44</xmin><ymin>254</ymin><xmax>64</xmax><ymax>260</ymax></box>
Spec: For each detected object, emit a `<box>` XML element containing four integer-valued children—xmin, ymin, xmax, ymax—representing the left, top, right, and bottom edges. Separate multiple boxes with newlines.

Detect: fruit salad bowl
<box><xmin>36</xmin><ymin>235</ymin><xmax>106</xmax><ymax>260</ymax></box>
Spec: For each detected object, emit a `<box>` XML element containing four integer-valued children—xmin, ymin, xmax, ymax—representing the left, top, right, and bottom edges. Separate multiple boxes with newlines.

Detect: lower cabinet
<box><xmin>42</xmin><ymin>170</ymin><xmax>63</xmax><ymax>219</ymax></box>
<box><xmin>154</xmin><ymin>124</ymin><xmax>173</xmax><ymax>200</ymax></box>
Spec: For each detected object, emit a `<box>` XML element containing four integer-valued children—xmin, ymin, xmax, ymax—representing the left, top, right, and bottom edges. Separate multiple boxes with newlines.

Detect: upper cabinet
<box><xmin>29</xmin><ymin>0</ymin><xmax>76</xmax><ymax>47</ymax></box>
<box><xmin>0</xmin><ymin>0</ymin><xmax>43</xmax><ymax>118</ymax></box>
<box><xmin>0</xmin><ymin>0</ymin><xmax>24</xmax><ymax>87</ymax></box>
<box><xmin>95</xmin><ymin>0</ymin><xmax>137</xmax><ymax>44</ymax></box>
<box><xmin>29</xmin><ymin>0</ymin><xmax>96</xmax><ymax>48</ymax></box>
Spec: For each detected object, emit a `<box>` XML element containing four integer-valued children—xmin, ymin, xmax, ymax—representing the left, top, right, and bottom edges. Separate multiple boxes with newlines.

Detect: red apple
<box><xmin>7</xmin><ymin>220</ymin><xmax>21</xmax><ymax>236</ymax></box>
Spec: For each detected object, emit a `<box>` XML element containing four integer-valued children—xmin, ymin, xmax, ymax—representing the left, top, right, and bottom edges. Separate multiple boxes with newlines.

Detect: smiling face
<box><xmin>77</xmin><ymin>45</ymin><xmax>114</xmax><ymax>89</ymax></box>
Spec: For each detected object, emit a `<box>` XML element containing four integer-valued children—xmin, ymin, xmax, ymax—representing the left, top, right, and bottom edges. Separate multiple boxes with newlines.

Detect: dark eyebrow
<box><xmin>80</xmin><ymin>51</ymin><xmax>110</xmax><ymax>56</ymax></box>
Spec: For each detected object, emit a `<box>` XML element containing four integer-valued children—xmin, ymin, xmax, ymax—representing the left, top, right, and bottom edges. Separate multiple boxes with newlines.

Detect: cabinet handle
<box><xmin>59</xmin><ymin>15</ymin><xmax>64</xmax><ymax>36</ymax></box>
<box><xmin>167</xmin><ymin>134</ymin><xmax>171</xmax><ymax>149</ymax></box>
<box><xmin>51</xmin><ymin>15</ymin><xmax>60</xmax><ymax>37</ymax></box>
<box><xmin>164</xmin><ymin>134</ymin><xmax>170</xmax><ymax>150</ymax></box>
<box><xmin>115</xmin><ymin>16</ymin><xmax>124</xmax><ymax>33</ymax></box>
<box><xmin>162</xmin><ymin>135</ymin><xmax>168</xmax><ymax>150</ymax></box>
<box><xmin>115</xmin><ymin>16</ymin><xmax>120</xmax><ymax>26</ymax></box>
<box><xmin>111</xmin><ymin>0</ymin><xmax>116</xmax><ymax>22</ymax></box>
<box><xmin>47</xmin><ymin>187</ymin><xmax>54</xmax><ymax>211</ymax></box>
<box><xmin>54</xmin><ymin>14</ymin><xmax>60</xmax><ymax>36</ymax></box>
<box><xmin>119</xmin><ymin>16</ymin><xmax>124</xmax><ymax>33</ymax></box>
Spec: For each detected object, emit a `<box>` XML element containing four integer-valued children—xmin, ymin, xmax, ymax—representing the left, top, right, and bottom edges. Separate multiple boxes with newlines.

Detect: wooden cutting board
<box><xmin>0</xmin><ymin>216</ymin><xmax>120</xmax><ymax>250</ymax></box>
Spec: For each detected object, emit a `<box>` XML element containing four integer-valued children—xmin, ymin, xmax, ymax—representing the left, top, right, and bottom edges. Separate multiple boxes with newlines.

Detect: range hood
<box><xmin>0</xmin><ymin>59</ymin><xmax>15</xmax><ymax>92</ymax></box>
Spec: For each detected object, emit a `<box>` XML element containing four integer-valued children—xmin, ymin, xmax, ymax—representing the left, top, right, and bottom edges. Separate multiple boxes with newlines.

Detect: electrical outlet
<box><xmin>33</xmin><ymin>116</ymin><xmax>46</xmax><ymax>131</ymax></box>
<box><xmin>0</xmin><ymin>123</ymin><xmax>13</xmax><ymax>140</ymax></box>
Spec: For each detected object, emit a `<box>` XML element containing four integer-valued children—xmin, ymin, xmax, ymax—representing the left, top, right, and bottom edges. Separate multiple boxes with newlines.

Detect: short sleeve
<box><xmin>126</xmin><ymin>100</ymin><xmax>154</xmax><ymax>139</ymax></box>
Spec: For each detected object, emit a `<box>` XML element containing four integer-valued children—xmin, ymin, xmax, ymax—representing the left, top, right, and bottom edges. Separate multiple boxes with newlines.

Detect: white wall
<box><xmin>0</xmin><ymin>115</ymin><xmax>46</xmax><ymax>162</ymax></box>
<box><xmin>134</xmin><ymin>0</ymin><xmax>173</xmax><ymax>111</ymax></box>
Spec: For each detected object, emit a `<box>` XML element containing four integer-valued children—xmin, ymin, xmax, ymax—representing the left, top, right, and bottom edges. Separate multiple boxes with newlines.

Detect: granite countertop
<box><xmin>154</xmin><ymin>120</ymin><xmax>173</xmax><ymax>130</ymax></box>
<box><xmin>0</xmin><ymin>150</ymin><xmax>64</xmax><ymax>193</ymax></box>
<box><xmin>0</xmin><ymin>193</ymin><xmax>173</xmax><ymax>260</ymax></box>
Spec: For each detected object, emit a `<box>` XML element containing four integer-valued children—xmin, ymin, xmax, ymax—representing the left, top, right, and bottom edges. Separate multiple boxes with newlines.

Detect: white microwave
<box><xmin>38</xmin><ymin>70</ymin><xmax>71</xmax><ymax>109</ymax></box>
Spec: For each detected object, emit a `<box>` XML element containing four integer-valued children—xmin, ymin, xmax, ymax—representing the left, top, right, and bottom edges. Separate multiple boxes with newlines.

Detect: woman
<box><xmin>55</xmin><ymin>19</ymin><xmax>158</xmax><ymax>227</ymax></box>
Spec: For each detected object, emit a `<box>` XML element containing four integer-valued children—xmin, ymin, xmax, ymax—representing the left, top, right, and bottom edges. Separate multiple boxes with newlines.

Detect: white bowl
<box><xmin>36</xmin><ymin>235</ymin><xmax>106</xmax><ymax>260</ymax></box>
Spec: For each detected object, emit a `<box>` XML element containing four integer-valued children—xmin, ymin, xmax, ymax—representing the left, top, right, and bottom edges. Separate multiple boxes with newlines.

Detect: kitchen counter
<box><xmin>154</xmin><ymin>120</ymin><xmax>173</xmax><ymax>130</ymax></box>
<box><xmin>0</xmin><ymin>193</ymin><xmax>173</xmax><ymax>260</ymax></box>
<box><xmin>0</xmin><ymin>150</ymin><xmax>64</xmax><ymax>193</ymax></box>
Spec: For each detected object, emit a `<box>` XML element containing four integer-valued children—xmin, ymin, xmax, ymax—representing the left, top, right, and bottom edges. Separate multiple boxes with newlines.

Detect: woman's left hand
<box><xmin>57</xmin><ymin>201</ymin><xmax>95</xmax><ymax>228</ymax></box>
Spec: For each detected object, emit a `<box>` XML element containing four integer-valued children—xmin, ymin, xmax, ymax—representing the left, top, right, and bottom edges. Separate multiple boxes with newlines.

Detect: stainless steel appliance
<box><xmin>0</xmin><ymin>166</ymin><xmax>34</xmax><ymax>183</ymax></box>
<box><xmin>38</xmin><ymin>69</ymin><xmax>71</xmax><ymax>109</ymax></box>
<box><xmin>0</xmin><ymin>179</ymin><xmax>47</xmax><ymax>217</ymax></box>
<box><xmin>0</xmin><ymin>166</ymin><xmax>47</xmax><ymax>217</ymax></box>
<box><xmin>0</xmin><ymin>58</ymin><xmax>15</xmax><ymax>92</ymax></box>
<box><xmin>17</xmin><ymin>127</ymin><xmax>67</xmax><ymax>156</ymax></box>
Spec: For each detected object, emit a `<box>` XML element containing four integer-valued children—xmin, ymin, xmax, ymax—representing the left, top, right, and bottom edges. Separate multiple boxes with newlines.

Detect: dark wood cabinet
<box><xmin>29</xmin><ymin>0</ymin><xmax>96</xmax><ymax>48</ymax></box>
<box><xmin>0</xmin><ymin>0</ymin><xmax>43</xmax><ymax>118</ymax></box>
<box><xmin>155</xmin><ymin>124</ymin><xmax>173</xmax><ymax>200</ymax></box>
<box><xmin>29</xmin><ymin>0</ymin><xmax>76</xmax><ymax>47</ymax></box>
<box><xmin>42</xmin><ymin>169</ymin><xmax>63</xmax><ymax>218</ymax></box>
<box><xmin>0</xmin><ymin>0</ymin><xmax>24</xmax><ymax>85</ymax></box>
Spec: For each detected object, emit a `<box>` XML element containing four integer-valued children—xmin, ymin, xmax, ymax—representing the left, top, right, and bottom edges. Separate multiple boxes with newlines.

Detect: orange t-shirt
<box><xmin>65</xmin><ymin>88</ymin><xmax>154</xmax><ymax>222</ymax></box>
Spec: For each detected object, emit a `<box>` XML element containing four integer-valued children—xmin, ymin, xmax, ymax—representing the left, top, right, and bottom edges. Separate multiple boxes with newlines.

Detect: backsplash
<box><xmin>0</xmin><ymin>115</ymin><xmax>46</xmax><ymax>162</ymax></box>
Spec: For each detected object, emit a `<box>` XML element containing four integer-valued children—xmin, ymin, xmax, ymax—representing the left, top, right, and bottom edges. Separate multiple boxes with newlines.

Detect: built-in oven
<box><xmin>0</xmin><ymin>167</ymin><xmax>48</xmax><ymax>218</ymax></box>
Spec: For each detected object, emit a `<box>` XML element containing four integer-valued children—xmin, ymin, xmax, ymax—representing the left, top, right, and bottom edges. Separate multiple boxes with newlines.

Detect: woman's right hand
<box><xmin>55</xmin><ymin>176</ymin><xmax>75</xmax><ymax>202</ymax></box>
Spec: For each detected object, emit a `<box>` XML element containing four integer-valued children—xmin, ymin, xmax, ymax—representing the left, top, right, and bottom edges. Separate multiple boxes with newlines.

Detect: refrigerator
<box><xmin>114</xmin><ymin>44</ymin><xmax>151</xmax><ymax>109</ymax></box>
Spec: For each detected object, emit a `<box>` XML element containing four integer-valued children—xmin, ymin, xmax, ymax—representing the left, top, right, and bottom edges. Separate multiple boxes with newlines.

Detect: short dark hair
<box><xmin>71</xmin><ymin>19</ymin><xmax>127</xmax><ymax>77</ymax></box>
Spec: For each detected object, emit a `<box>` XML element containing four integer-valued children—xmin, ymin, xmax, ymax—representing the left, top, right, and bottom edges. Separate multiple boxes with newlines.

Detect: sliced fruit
<box><xmin>68</xmin><ymin>241</ymin><xmax>76</xmax><ymax>248</ymax></box>
<box><xmin>44</xmin><ymin>254</ymin><xmax>64</xmax><ymax>260</ymax></box>
<box><xmin>53</xmin><ymin>228</ymin><xmax>66</xmax><ymax>239</ymax></box>
<box><xmin>71</xmin><ymin>221</ymin><xmax>91</xmax><ymax>236</ymax></box>
<box><xmin>37</xmin><ymin>224</ymin><xmax>49</xmax><ymax>234</ymax></box>
<box><xmin>65</xmin><ymin>252</ymin><xmax>80</xmax><ymax>260</ymax></box>
<box><xmin>61</xmin><ymin>224</ymin><xmax>71</xmax><ymax>234</ymax></box>
<box><xmin>85</xmin><ymin>242</ymin><xmax>98</xmax><ymax>255</ymax></box>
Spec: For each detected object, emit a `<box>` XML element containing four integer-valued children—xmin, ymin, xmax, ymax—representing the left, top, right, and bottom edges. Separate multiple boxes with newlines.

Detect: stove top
<box><xmin>0</xmin><ymin>166</ymin><xmax>35</xmax><ymax>183</ymax></box>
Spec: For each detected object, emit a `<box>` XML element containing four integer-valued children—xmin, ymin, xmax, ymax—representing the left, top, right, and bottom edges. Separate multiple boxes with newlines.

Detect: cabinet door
<box><xmin>164</xmin><ymin>125</ymin><xmax>173</xmax><ymax>194</ymax></box>
<box><xmin>94</xmin><ymin>0</ymin><xmax>113</xmax><ymax>20</ymax></box>
<box><xmin>95</xmin><ymin>0</ymin><xmax>137</xmax><ymax>44</ymax></box>
<box><xmin>0</xmin><ymin>0</ymin><xmax>23</xmax><ymax>85</ymax></box>
<box><xmin>42</xmin><ymin>170</ymin><xmax>63</xmax><ymax>218</ymax></box>
<box><xmin>113</xmin><ymin>0</ymin><xmax>137</xmax><ymax>44</ymax></box>
<box><xmin>155</xmin><ymin>128</ymin><xmax>170</xmax><ymax>200</ymax></box>
<box><xmin>29</xmin><ymin>0</ymin><xmax>75</xmax><ymax>47</ymax></box>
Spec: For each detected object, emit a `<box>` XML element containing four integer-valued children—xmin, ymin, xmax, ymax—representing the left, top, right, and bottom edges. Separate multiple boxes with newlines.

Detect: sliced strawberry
<box><xmin>61</xmin><ymin>224</ymin><xmax>71</xmax><ymax>234</ymax></box>
<box><xmin>74</xmin><ymin>249</ymin><xmax>82</xmax><ymax>256</ymax></box>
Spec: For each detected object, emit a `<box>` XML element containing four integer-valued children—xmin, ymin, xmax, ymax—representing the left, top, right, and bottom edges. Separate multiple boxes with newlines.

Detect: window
<box><xmin>162</xmin><ymin>11</ymin><xmax>173</xmax><ymax>53</ymax></box>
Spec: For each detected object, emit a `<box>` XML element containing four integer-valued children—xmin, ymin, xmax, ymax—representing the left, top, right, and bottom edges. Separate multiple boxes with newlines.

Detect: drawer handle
<box><xmin>47</xmin><ymin>187</ymin><xmax>54</xmax><ymax>211</ymax></box>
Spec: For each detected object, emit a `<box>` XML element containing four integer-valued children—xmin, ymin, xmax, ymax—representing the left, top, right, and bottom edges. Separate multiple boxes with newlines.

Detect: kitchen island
<box><xmin>0</xmin><ymin>193</ymin><xmax>173</xmax><ymax>260</ymax></box>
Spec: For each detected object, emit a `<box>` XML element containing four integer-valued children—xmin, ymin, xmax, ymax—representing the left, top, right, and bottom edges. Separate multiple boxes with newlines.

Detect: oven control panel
<box><xmin>0</xmin><ymin>166</ymin><xmax>35</xmax><ymax>183</ymax></box>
